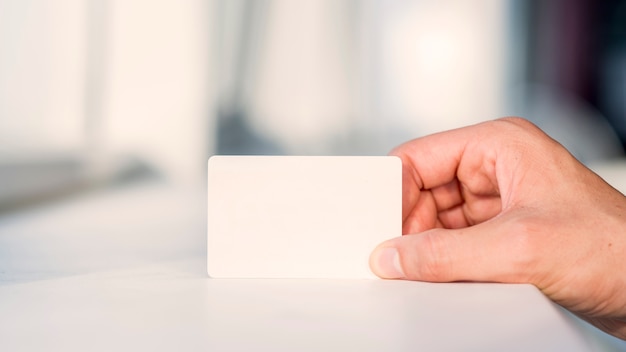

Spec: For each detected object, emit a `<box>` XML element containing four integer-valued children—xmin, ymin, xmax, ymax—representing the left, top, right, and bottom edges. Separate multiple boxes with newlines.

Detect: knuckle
<box><xmin>492</xmin><ymin>116</ymin><xmax>544</xmax><ymax>140</ymax></box>
<box><xmin>497</xmin><ymin>116</ymin><xmax>533</xmax><ymax>127</ymax></box>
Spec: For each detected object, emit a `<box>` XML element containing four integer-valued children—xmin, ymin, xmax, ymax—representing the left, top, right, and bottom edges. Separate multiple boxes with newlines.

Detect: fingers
<box><xmin>370</xmin><ymin>216</ymin><xmax>533</xmax><ymax>283</ymax></box>
<box><xmin>401</xmin><ymin>180</ymin><xmax>502</xmax><ymax>233</ymax></box>
<box><xmin>392</xmin><ymin>119</ymin><xmax>515</xmax><ymax>232</ymax></box>
<box><xmin>391</xmin><ymin>124</ymin><xmax>477</xmax><ymax>229</ymax></box>
<box><xmin>429</xmin><ymin>179</ymin><xmax>501</xmax><ymax>228</ymax></box>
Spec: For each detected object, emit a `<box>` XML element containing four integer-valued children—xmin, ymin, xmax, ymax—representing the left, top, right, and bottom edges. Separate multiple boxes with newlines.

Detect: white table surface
<box><xmin>1</xmin><ymin>161</ymin><xmax>625</xmax><ymax>351</ymax></box>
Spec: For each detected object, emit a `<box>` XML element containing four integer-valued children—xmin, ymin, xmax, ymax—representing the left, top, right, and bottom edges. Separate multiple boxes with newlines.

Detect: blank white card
<box><xmin>207</xmin><ymin>156</ymin><xmax>401</xmax><ymax>278</ymax></box>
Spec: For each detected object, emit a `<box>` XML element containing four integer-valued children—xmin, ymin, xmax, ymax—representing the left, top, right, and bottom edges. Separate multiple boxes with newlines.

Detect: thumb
<box><xmin>369</xmin><ymin>220</ymin><xmax>530</xmax><ymax>283</ymax></box>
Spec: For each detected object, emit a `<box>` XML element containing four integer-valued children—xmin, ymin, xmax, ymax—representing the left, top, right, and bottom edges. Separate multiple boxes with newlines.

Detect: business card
<box><xmin>207</xmin><ymin>156</ymin><xmax>401</xmax><ymax>278</ymax></box>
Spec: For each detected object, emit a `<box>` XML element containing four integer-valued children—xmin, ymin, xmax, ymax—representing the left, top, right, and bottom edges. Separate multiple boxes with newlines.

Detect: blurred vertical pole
<box><xmin>215</xmin><ymin>0</ymin><xmax>280</xmax><ymax>155</ymax></box>
<box><xmin>504</xmin><ymin>0</ymin><xmax>530</xmax><ymax>110</ymax></box>
<box><xmin>355</xmin><ymin>0</ymin><xmax>384</xmax><ymax>151</ymax></box>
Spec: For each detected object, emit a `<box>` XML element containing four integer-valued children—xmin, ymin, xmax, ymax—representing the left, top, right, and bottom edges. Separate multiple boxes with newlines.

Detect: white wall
<box><xmin>102</xmin><ymin>0</ymin><xmax>214</xmax><ymax>185</ymax></box>
<box><xmin>0</xmin><ymin>0</ymin><xmax>87</xmax><ymax>155</ymax></box>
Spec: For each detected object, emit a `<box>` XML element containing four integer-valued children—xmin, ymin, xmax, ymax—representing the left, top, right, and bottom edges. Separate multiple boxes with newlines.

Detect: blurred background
<box><xmin>2</xmin><ymin>3</ymin><xmax>626</xmax><ymax>348</ymax></box>
<box><xmin>0</xmin><ymin>0</ymin><xmax>624</xmax><ymax>212</ymax></box>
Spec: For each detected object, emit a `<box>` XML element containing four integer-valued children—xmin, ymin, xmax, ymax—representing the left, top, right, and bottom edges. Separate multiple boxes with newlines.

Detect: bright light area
<box><xmin>381</xmin><ymin>0</ymin><xmax>506</xmax><ymax>135</ymax></box>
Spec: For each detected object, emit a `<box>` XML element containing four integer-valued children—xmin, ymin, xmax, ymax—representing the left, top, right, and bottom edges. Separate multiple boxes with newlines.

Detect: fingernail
<box><xmin>375</xmin><ymin>247</ymin><xmax>405</xmax><ymax>279</ymax></box>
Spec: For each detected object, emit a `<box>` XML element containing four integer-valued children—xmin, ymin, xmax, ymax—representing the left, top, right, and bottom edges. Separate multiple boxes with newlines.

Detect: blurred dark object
<box><xmin>216</xmin><ymin>108</ymin><xmax>283</xmax><ymax>155</ymax></box>
<box><xmin>524</xmin><ymin>0</ymin><xmax>626</xmax><ymax>150</ymax></box>
<box><xmin>0</xmin><ymin>155</ymin><xmax>159</xmax><ymax>214</ymax></box>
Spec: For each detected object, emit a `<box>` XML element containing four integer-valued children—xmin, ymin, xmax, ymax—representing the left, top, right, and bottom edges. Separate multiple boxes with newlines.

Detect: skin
<box><xmin>369</xmin><ymin>117</ymin><xmax>626</xmax><ymax>340</ymax></box>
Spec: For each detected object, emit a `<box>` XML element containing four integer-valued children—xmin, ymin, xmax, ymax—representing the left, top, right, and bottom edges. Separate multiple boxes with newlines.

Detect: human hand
<box><xmin>369</xmin><ymin>117</ymin><xmax>626</xmax><ymax>339</ymax></box>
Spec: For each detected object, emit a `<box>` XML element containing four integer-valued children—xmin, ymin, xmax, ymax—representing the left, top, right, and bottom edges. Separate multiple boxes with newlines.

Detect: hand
<box><xmin>369</xmin><ymin>117</ymin><xmax>626</xmax><ymax>339</ymax></box>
